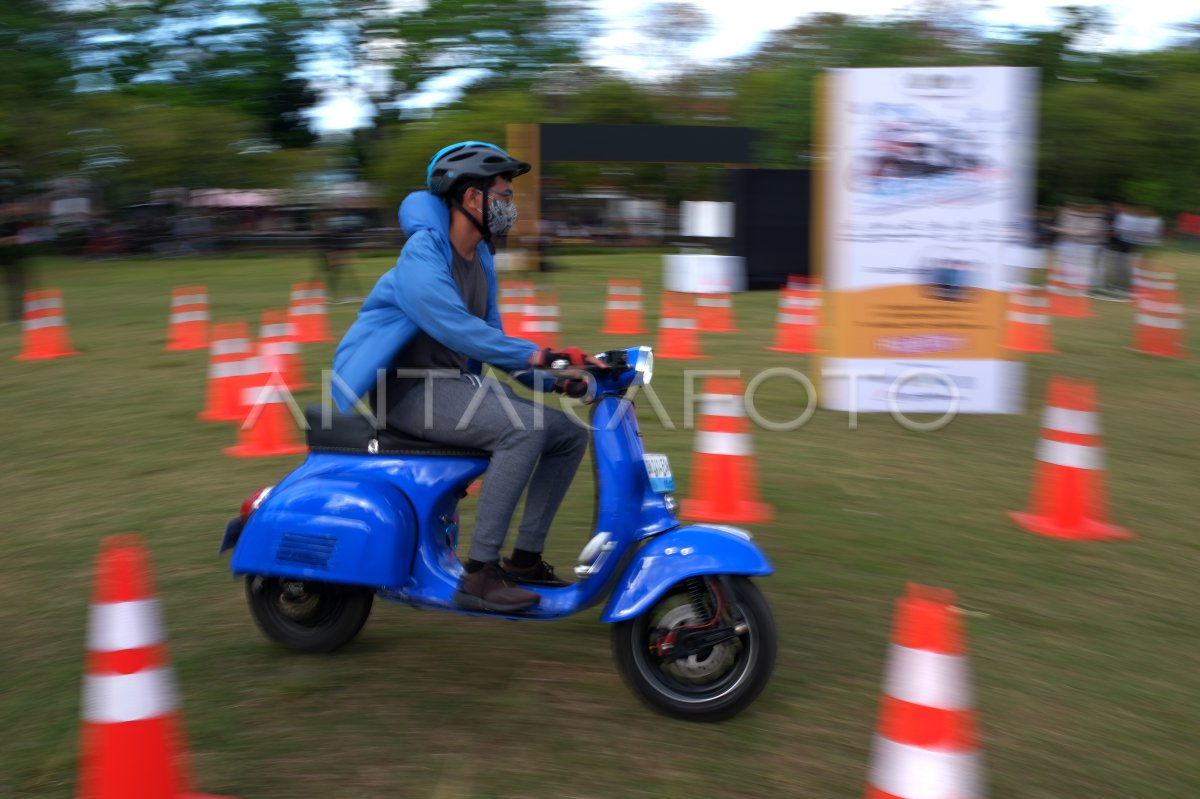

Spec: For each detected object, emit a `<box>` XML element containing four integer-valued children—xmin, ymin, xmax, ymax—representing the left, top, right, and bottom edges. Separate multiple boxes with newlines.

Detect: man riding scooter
<box><xmin>331</xmin><ymin>141</ymin><xmax>596</xmax><ymax>614</ymax></box>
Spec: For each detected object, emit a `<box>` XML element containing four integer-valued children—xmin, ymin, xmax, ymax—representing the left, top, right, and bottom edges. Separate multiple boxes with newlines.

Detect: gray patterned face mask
<box><xmin>486</xmin><ymin>194</ymin><xmax>518</xmax><ymax>237</ymax></box>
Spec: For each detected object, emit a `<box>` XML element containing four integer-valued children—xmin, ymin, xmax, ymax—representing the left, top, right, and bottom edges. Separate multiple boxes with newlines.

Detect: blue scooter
<box><xmin>220</xmin><ymin>346</ymin><xmax>776</xmax><ymax>720</ymax></box>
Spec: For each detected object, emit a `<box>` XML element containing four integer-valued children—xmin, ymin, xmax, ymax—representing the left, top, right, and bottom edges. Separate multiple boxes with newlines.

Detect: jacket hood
<box><xmin>399</xmin><ymin>191</ymin><xmax>450</xmax><ymax>238</ymax></box>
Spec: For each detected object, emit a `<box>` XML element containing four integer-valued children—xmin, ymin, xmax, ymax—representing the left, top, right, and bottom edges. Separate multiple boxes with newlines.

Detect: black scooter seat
<box><xmin>303</xmin><ymin>405</ymin><xmax>490</xmax><ymax>458</ymax></box>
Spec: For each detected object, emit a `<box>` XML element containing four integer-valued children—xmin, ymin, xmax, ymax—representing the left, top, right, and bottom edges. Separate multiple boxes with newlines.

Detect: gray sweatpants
<box><xmin>386</xmin><ymin>374</ymin><xmax>589</xmax><ymax>564</ymax></box>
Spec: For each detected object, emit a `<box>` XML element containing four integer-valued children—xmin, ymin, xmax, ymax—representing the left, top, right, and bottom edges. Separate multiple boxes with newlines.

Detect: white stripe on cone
<box><xmin>1139</xmin><ymin>300</ymin><xmax>1182</xmax><ymax>315</ymax></box>
<box><xmin>695</xmin><ymin>430</ymin><xmax>752</xmax><ymax>457</ymax></box>
<box><xmin>171</xmin><ymin>294</ymin><xmax>206</xmax><ymax>306</ymax></box>
<box><xmin>1043</xmin><ymin>407</ymin><xmax>1099</xmax><ymax>436</ymax></box>
<box><xmin>24</xmin><ymin>315</ymin><xmax>66</xmax><ymax>331</ymax></box>
<box><xmin>1016</xmin><ymin>295</ymin><xmax>1050</xmax><ymax>308</ymax></box>
<box><xmin>1036</xmin><ymin>438</ymin><xmax>1103</xmax><ymax>470</ymax></box>
<box><xmin>260</xmin><ymin>324</ymin><xmax>291</xmax><ymax>338</ymax></box>
<box><xmin>212</xmin><ymin>338</ymin><xmax>249</xmax><ymax>356</ymax></box>
<box><xmin>1136</xmin><ymin>314</ymin><xmax>1183</xmax><ymax>330</ymax></box>
<box><xmin>87</xmin><ymin>599</ymin><xmax>165</xmax><ymax>652</ymax></box>
<box><xmin>868</xmin><ymin>736</ymin><xmax>982</xmax><ymax>799</ymax></box>
<box><xmin>169</xmin><ymin>311</ymin><xmax>209</xmax><ymax>324</ymax></box>
<box><xmin>700</xmin><ymin>394</ymin><xmax>744</xmax><ymax>418</ymax></box>
<box><xmin>524</xmin><ymin>322</ymin><xmax>560</xmax><ymax>333</ymax></box>
<box><xmin>783</xmin><ymin>296</ymin><xmax>820</xmax><ymax>309</ymax></box>
<box><xmin>26</xmin><ymin>298</ymin><xmax>64</xmax><ymax>312</ymax></box>
<box><xmin>610</xmin><ymin>286</ymin><xmax>642</xmax><ymax>296</ymax></box>
<box><xmin>1007</xmin><ymin>311</ymin><xmax>1048</xmax><ymax>325</ymax></box>
<box><xmin>261</xmin><ymin>341</ymin><xmax>299</xmax><ymax>356</ymax></box>
<box><xmin>291</xmin><ymin>289</ymin><xmax>324</xmax><ymax>300</ymax></box>
<box><xmin>290</xmin><ymin>305</ymin><xmax>326</xmax><ymax>316</ymax></box>
<box><xmin>82</xmin><ymin>668</ymin><xmax>178</xmax><ymax>724</ymax></box>
<box><xmin>606</xmin><ymin>301</ymin><xmax>642</xmax><ymax>311</ymax></box>
<box><xmin>883</xmin><ymin>645</ymin><xmax>972</xmax><ymax>710</ymax></box>
<box><xmin>211</xmin><ymin>360</ymin><xmax>249</xmax><ymax>379</ymax></box>
<box><xmin>696</xmin><ymin>297</ymin><xmax>731</xmax><ymax>308</ymax></box>
<box><xmin>660</xmin><ymin>318</ymin><xmax>695</xmax><ymax>329</ymax></box>
<box><xmin>776</xmin><ymin>313</ymin><xmax>809</xmax><ymax>325</ymax></box>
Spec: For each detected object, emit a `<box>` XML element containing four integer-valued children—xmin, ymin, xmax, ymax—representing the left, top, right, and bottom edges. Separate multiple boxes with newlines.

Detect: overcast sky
<box><xmin>312</xmin><ymin>0</ymin><xmax>1200</xmax><ymax>131</ymax></box>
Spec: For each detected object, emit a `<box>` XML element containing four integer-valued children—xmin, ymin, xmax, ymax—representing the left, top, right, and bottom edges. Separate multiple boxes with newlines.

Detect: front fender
<box><xmin>229</xmin><ymin>476</ymin><xmax>416</xmax><ymax>588</ymax></box>
<box><xmin>600</xmin><ymin>525</ymin><xmax>772</xmax><ymax>623</ymax></box>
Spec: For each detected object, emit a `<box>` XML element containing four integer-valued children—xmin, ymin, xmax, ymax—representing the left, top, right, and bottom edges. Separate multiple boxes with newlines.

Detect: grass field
<box><xmin>2</xmin><ymin>249</ymin><xmax>1197</xmax><ymax>798</ymax></box>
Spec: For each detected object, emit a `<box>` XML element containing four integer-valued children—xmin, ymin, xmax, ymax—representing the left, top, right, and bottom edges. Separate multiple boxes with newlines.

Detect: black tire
<box><xmin>612</xmin><ymin>576</ymin><xmax>776</xmax><ymax>722</ymax></box>
<box><xmin>245</xmin><ymin>576</ymin><xmax>374</xmax><ymax>654</ymax></box>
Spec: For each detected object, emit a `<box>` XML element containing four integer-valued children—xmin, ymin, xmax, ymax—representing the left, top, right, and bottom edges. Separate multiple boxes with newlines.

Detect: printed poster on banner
<box><xmin>819</xmin><ymin>66</ymin><xmax>1038</xmax><ymax>415</ymax></box>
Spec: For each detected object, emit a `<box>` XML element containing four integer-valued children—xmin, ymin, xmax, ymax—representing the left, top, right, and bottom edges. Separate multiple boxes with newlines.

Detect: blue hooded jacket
<box><xmin>330</xmin><ymin>191</ymin><xmax>540</xmax><ymax>413</ymax></box>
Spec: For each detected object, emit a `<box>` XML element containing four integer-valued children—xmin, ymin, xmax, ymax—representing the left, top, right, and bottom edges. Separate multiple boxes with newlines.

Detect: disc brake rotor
<box><xmin>655</xmin><ymin>604</ymin><xmax>730</xmax><ymax>680</ymax></box>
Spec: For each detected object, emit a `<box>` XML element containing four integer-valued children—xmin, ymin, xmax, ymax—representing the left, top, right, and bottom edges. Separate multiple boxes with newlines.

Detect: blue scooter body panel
<box><xmin>230</xmin><ymin>452</ymin><xmax>487</xmax><ymax>588</ymax></box>
<box><xmin>600</xmin><ymin>525</ymin><xmax>773</xmax><ymax>623</ymax></box>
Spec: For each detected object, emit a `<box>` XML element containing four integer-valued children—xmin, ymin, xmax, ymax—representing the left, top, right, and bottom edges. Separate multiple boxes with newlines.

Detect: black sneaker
<box><xmin>454</xmin><ymin>562</ymin><xmax>540</xmax><ymax>612</ymax></box>
<box><xmin>501</xmin><ymin>557</ymin><xmax>571</xmax><ymax>588</ymax></box>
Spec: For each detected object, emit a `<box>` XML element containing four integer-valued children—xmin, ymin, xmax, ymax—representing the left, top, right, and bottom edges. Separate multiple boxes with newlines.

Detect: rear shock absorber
<box><xmin>685</xmin><ymin>576</ymin><xmax>713</xmax><ymax>624</ymax></box>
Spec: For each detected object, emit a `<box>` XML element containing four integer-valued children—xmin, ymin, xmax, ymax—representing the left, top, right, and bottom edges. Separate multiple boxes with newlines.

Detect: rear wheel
<box><xmin>245</xmin><ymin>576</ymin><xmax>374</xmax><ymax>653</ymax></box>
<box><xmin>612</xmin><ymin>575</ymin><xmax>776</xmax><ymax>721</ymax></box>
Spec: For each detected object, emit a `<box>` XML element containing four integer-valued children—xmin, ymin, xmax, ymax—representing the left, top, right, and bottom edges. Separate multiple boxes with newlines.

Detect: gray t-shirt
<box><xmin>380</xmin><ymin>248</ymin><xmax>488</xmax><ymax>410</ymax></box>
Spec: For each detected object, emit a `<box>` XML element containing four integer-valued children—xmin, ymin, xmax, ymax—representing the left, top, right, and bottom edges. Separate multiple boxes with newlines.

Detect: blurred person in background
<box><xmin>1054</xmin><ymin>199</ymin><xmax>1108</xmax><ymax>297</ymax></box>
<box><xmin>331</xmin><ymin>141</ymin><xmax>594</xmax><ymax>613</ymax></box>
<box><xmin>1</xmin><ymin>213</ymin><xmax>34</xmax><ymax>323</ymax></box>
<box><xmin>315</xmin><ymin>216</ymin><xmax>362</xmax><ymax>303</ymax></box>
<box><xmin>1095</xmin><ymin>201</ymin><xmax>1134</xmax><ymax>301</ymax></box>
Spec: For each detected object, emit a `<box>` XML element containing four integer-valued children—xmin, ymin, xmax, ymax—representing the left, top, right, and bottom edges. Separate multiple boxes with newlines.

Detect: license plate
<box><xmin>644</xmin><ymin>453</ymin><xmax>675</xmax><ymax>494</ymax></box>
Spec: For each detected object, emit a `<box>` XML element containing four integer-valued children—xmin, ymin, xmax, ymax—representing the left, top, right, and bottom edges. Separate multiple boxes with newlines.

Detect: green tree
<box><xmin>0</xmin><ymin>0</ymin><xmax>78</xmax><ymax>191</ymax></box>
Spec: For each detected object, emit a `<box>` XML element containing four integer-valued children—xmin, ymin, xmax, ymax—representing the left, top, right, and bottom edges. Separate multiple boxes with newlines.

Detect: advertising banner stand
<box><xmin>818</xmin><ymin>67</ymin><xmax>1038</xmax><ymax>415</ymax></box>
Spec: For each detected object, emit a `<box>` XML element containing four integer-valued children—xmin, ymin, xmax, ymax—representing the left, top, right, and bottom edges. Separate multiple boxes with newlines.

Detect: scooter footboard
<box><xmin>600</xmin><ymin>525</ymin><xmax>772</xmax><ymax>623</ymax></box>
<box><xmin>230</xmin><ymin>477</ymin><xmax>417</xmax><ymax>588</ymax></box>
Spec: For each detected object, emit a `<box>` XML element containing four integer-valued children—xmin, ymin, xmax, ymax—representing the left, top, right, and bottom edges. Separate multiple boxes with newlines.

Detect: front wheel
<box><xmin>612</xmin><ymin>575</ymin><xmax>776</xmax><ymax>722</ymax></box>
<box><xmin>245</xmin><ymin>576</ymin><xmax>374</xmax><ymax>653</ymax></box>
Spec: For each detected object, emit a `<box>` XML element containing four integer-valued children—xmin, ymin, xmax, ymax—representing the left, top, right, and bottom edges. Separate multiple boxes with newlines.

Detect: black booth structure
<box><xmin>505</xmin><ymin>123</ymin><xmax>810</xmax><ymax>288</ymax></box>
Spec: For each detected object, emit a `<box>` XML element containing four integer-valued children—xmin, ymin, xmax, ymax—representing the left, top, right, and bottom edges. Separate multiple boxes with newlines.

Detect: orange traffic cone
<box><xmin>600</xmin><ymin>279</ymin><xmax>646</xmax><ymax>335</ymax></box>
<box><xmin>287</xmin><ymin>282</ymin><xmax>332</xmax><ymax>343</ymax></box>
<box><xmin>258</xmin><ymin>309</ymin><xmax>308</xmax><ymax>390</ymax></box>
<box><xmin>1131</xmin><ymin>288</ymin><xmax>1187</xmax><ymax>358</ymax></box>
<box><xmin>695</xmin><ymin>292</ymin><xmax>737</xmax><ymax>333</ymax></box>
<box><xmin>225</xmin><ymin>354</ymin><xmax>305</xmax><ymax>458</ymax></box>
<box><xmin>1131</xmin><ymin>258</ymin><xmax>1175</xmax><ymax>303</ymax></box>
<box><xmin>1001</xmin><ymin>285</ymin><xmax>1055</xmax><ymax>354</ymax></box>
<box><xmin>767</xmin><ymin>287</ymin><xmax>822</xmax><ymax>353</ymax></box>
<box><xmin>655</xmin><ymin>291</ymin><xmax>705</xmax><ymax>360</ymax></box>
<box><xmin>1009</xmin><ymin>376</ymin><xmax>1133</xmax><ymax>540</ymax></box>
<box><xmin>522</xmin><ymin>289</ymin><xmax>561</xmax><ymax>349</ymax></box>
<box><xmin>499</xmin><ymin>280</ymin><xmax>532</xmax><ymax>336</ymax></box>
<box><xmin>163</xmin><ymin>286</ymin><xmax>209</xmax><ymax>351</ymax></box>
<box><xmin>864</xmin><ymin>583</ymin><xmax>983</xmax><ymax>799</ymax></box>
<box><xmin>14</xmin><ymin>288</ymin><xmax>79</xmax><ymax>360</ymax></box>
<box><xmin>680</xmin><ymin>377</ymin><xmax>772</xmax><ymax>522</ymax></box>
<box><xmin>197</xmin><ymin>322</ymin><xmax>252</xmax><ymax>422</ymax></box>
<box><xmin>1046</xmin><ymin>255</ymin><xmax>1090</xmax><ymax>318</ymax></box>
<box><xmin>78</xmin><ymin>535</ymin><xmax>234</xmax><ymax>799</ymax></box>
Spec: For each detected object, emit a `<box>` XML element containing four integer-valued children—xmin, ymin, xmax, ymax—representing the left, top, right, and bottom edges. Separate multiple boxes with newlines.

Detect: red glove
<box><xmin>536</xmin><ymin>347</ymin><xmax>588</xmax><ymax>369</ymax></box>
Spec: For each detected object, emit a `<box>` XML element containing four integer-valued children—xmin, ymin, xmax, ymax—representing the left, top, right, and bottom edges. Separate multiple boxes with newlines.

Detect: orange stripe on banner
<box><xmin>877</xmin><ymin>695</ymin><xmax>977</xmax><ymax>750</ymax></box>
<box><xmin>88</xmin><ymin>644</ymin><xmax>170</xmax><ymax>675</ymax></box>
